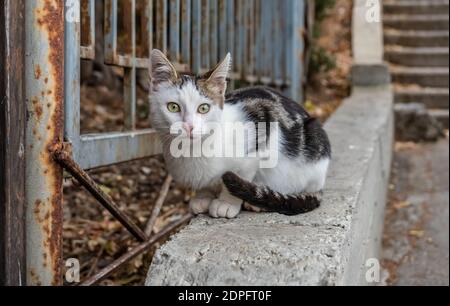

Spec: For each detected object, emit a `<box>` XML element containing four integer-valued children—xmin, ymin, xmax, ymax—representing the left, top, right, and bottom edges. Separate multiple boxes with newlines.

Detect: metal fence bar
<box><xmin>181</xmin><ymin>0</ymin><xmax>191</xmax><ymax>65</ymax></box>
<box><xmin>81</xmin><ymin>213</ymin><xmax>193</xmax><ymax>286</ymax></box>
<box><xmin>235</xmin><ymin>0</ymin><xmax>243</xmax><ymax>76</ymax></box>
<box><xmin>77</xmin><ymin>130</ymin><xmax>162</xmax><ymax>170</ymax></box>
<box><xmin>80</xmin><ymin>0</ymin><xmax>96</xmax><ymax>60</ymax></box>
<box><xmin>145</xmin><ymin>175</ymin><xmax>173</xmax><ymax>235</ymax></box>
<box><xmin>169</xmin><ymin>0</ymin><xmax>180</xmax><ymax>61</ymax></box>
<box><xmin>260</xmin><ymin>0</ymin><xmax>272</xmax><ymax>84</ymax></box>
<box><xmin>156</xmin><ymin>0</ymin><xmax>168</xmax><ymax>53</ymax></box>
<box><xmin>65</xmin><ymin>0</ymin><xmax>81</xmax><ymax>150</ymax></box>
<box><xmin>284</xmin><ymin>0</ymin><xmax>293</xmax><ymax>95</ymax></box>
<box><xmin>209</xmin><ymin>0</ymin><xmax>218</xmax><ymax>66</ymax></box>
<box><xmin>191</xmin><ymin>0</ymin><xmax>201</xmax><ymax>74</ymax></box>
<box><xmin>273</xmin><ymin>1</ymin><xmax>283</xmax><ymax>87</ymax></box>
<box><xmin>246</xmin><ymin>0</ymin><xmax>256</xmax><ymax>82</ymax></box>
<box><xmin>201</xmin><ymin>0</ymin><xmax>210</xmax><ymax>70</ymax></box>
<box><xmin>124</xmin><ymin>0</ymin><xmax>137</xmax><ymax>130</ymax></box>
<box><xmin>284</xmin><ymin>0</ymin><xmax>305</xmax><ymax>103</ymax></box>
<box><xmin>53</xmin><ymin>148</ymin><xmax>147</xmax><ymax>242</ymax></box>
<box><xmin>218</xmin><ymin>0</ymin><xmax>226</xmax><ymax>60</ymax></box>
<box><xmin>225</xmin><ymin>0</ymin><xmax>234</xmax><ymax>71</ymax></box>
<box><xmin>25</xmin><ymin>0</ymin><xmax>65</xmax><ymax>286</ymax></box>
<box><xmin>300</xmin><ymin>0</ymin><xmax>307</xmax><ymax>99</ymax></box>
<box><xmin>104</xmin><ymin>0</ymin><xmax>118</xmax><ymax>64</ymax></box>
<box><xmin>254</xmin><ymin>0</ymin><xmax>261</xmax><ymax>80</ymax></box>
<box><xmin>146</xmin><ymin>0</ymin><xmax>153</xmax><ymax>55</ymax></box>
<box><xmin>0</xmin><ymin>0</ymin><xmax>27</xmax><ymax>286</ymax></box>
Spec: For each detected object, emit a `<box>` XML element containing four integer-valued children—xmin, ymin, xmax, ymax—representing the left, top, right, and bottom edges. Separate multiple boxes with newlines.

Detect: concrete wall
<box><xmin>145</xmin><ymin>0</ymin><xmax>394</xmax><ymax>286</ymax></box>
<box><xmin>352</xmin><ymin>0</ymin><xmax>391</xmax><ymax>86</ymax></box>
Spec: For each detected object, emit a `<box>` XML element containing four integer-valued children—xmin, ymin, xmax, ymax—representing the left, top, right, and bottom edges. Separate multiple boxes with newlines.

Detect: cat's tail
<box><xmin>222</xmin><ymin>172</ymin><xmax>322</xmax><ymax>216</ymax></box>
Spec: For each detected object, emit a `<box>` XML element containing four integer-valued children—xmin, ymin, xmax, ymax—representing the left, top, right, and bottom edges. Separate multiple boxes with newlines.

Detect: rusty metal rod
<box><xmin>53</xmin><ymin>148</ymin><xmax>148</xmax><ymax>242</ymax></box>
<box><xmin>80</xmin><ymin>213</ymin><xmax>193</xmax><ymax>286</ymax></box>
<box><xmin>145</xmin><ymin>175</ymin><xmax>173</xmax><ymax>235</ymax></box>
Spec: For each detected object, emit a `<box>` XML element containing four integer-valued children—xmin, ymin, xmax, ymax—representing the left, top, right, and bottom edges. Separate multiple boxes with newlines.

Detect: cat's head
<box><xmin>149</xmin><ymin>49</ymin><xmax>231</xmax><ymax>139</ymax></box>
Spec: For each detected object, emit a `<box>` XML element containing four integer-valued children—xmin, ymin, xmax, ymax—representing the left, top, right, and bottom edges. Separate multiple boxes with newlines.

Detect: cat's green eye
<box><xmin>198</xmin><ymin>104</ymin><xmax>211</xmax><ymax>114</ymax></box>
<box><xmin>167</xmin><ymin>102</ymin><xmax>181</xmax><ymax>113</ymax></box>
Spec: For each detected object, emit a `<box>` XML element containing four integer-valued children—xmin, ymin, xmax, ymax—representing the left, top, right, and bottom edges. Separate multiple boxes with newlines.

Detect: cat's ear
<box><xmin>203</xmin><ymin>53</ymin><xmax>231</xmax><ymax>96</ymax></box>
<box><xmin>149</xmin><ymin>49</ymin><xmax>178</xmax><ymax>90</ymax></box>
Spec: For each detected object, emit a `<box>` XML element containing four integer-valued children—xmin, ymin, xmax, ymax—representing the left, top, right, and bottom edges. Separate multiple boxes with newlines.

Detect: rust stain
<box><xmin>30</xmin><ymin>269</ymin><xmax>43</xmax><ymax>286</ymax></box>
<box><xmin>35</xmin><ymin>64</ymin><xmax>42</xmax><ymax>80</ymax></box>
<box><xmin>43</xmin><ymin>252</ymin><xmax>48</xmax><ymax>268</ymax></box>
<box><xmin>32</xmin><ymin>97</ymin><xmax>43</xmax><ymax>121</ymax></box>
<box><xmin>34</xmin><ymin>200</ymin><xmax>43</xmax><ymax>218</ymax></box>
<box><xmin>104</xmin><ymin>0</ymin><xmax>112</xmax><ymax>37</ymax></box>
<box><xmin>80</xmin><ymin>0</ymin><xmax>92</xmax><ymax>46</ymax></box>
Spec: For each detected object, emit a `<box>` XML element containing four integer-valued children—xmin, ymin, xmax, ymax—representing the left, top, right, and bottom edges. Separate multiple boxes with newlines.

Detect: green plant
<box><xmin>308</xmin><ymin>0</ymin><xmax>338</xmax><ymax>75</ymax></box>
<box><xmin>315</xmin><ymin>0</ymin><xmax>336</xmax><ymax>20</ymax></box>
<box><xmin>308</xmin><ymin>46</ymin><xmax>336</xmax><ymax>75</ymax></box>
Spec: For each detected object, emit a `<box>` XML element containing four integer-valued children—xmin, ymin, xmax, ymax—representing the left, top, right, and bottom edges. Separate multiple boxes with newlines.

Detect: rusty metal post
<box><xmin>25</xmin><ymin>0</ymin><xmax>65</xmax><ymax>286</ymax></box>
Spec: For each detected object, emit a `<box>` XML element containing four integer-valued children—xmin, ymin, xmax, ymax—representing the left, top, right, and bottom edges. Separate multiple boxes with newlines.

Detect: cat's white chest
<box><xmin>163</xmin><ymin>153</ymin><xmax>225</xmax><ymax>190</ymax></box>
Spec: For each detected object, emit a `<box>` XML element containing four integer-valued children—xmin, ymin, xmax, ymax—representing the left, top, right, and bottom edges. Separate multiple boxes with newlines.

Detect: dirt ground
<box><xmin>305</xmin><ymin>0</ymin><xmax>352</xmax><ymax>122</ymax></box>
<box><xmin>382</xmin><ymin>137</ymin><xmax>449</xmax><ymax>286</ymax></box>
<box><xmin>63</xmin><ymin>2</ymin><xmax>352</xmax><ymax>286</ymax></box>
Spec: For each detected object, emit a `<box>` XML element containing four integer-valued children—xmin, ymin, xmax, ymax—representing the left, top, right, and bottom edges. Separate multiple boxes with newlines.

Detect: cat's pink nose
<box><xmin>183</xmin><ymin>123</ymin><xmax>194</xmax><ymax>137</ymax></box>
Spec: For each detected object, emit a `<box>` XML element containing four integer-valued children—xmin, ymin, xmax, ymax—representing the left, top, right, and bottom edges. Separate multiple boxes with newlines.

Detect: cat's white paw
<box><xmin>209</xmin><ymin>199</ymin><xmax>241</xmax><ymax>219</ymax></box>
<box><xmin>189</xmin><ymin>198</ymin><xmax>213</xmax><ymax>215</ymax></box>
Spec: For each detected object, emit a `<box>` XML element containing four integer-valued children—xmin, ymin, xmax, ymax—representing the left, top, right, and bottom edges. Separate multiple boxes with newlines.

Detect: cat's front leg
<box><xmin>209</xmin><ymin>184</ymin><xmax>243</xmax><ymax>219</ymax></box>
<box><xmin>209</xmin><ymin>166</ymin><xmax>259</xmax><ymax>218</ymax></box>
<box><xmin>189</xmin><ymin>189</ymin><xmax>216</xmax><ymax>215</ymax></box>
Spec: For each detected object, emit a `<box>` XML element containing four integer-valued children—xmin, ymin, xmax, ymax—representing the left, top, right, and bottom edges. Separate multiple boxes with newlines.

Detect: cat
<box><xmin>149</xmin><ymin>49</ymin><xmax>331</xmax><ymax>219</ymax></box>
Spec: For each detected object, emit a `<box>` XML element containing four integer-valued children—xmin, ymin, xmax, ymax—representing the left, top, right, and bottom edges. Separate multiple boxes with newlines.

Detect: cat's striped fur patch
<box><xmin>222</xmin><ymin>172</ymin><xmax>322</xmax><ymax>216</ymax></box>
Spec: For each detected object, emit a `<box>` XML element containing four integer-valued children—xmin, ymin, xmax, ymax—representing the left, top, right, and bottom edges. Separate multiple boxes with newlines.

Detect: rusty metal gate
<box><xmin>1</xmin><ymin>0</ymin><xmax>310</xmax><ymax>286</ymax></box>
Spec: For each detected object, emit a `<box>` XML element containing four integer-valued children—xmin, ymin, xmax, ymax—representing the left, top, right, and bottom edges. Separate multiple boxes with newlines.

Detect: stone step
<box><xmin>384</xmin><ymin>14</ymin><xmax>449</xmax><ymax>31</ymax></box>
<box><xmin>385</xmin><ymin>46</ymin><xmax>449</xmax><ymax>67</ymax></box>
<box><xmin>391</xmin><ymin>66</ymin><xmax>449</xmax><ymax>87</ymax></box>
<box><xmin>384</xmin><ymin>0</ymin><xmax>449</xmax><ymax>15</ymax></box>
<box><xmin>429</xmin><ymin>109</ymin><xmax>450</xmax><ymax>128</ymax></box>
<box><xmin>384</xmin><ymin>29</ymin><xmax>449</xmax><ymax>47</ymax></box>
<box><xmin>394</xmin><ymin>87</ymin><xmax>450</xmax><ymax>109</ymax></box>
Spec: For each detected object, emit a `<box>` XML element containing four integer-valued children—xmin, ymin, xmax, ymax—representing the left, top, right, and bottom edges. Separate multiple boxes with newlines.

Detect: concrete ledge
<box><xmin>353</xmin><ymin>0</ymin><xmax>384</xmax><ymax>65</ymax></box>
<box><xmin>352</xmin><ymin>64</ymin><xmax>391</xmax><ymax>86</ymax></box>
<box><xmin>352</xmin><ymin>0</ymin><xmax>391</xmax><ymax>86</ymax></box>
<box><xmin>146</xmin><ymin>85</ymin><xmax>394</xmax><ymax>286</ymax></box>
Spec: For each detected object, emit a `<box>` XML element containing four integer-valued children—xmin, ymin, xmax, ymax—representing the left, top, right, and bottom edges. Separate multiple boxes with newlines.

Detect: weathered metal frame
<box><xmin>0</xmin><ymin>0</ymin><xmax>27</xmax><ymax>286</ymax></box>
<box><xmin>25</xmin><ymin>0</ymin><xmax>65</xmax><ymax>286</ymax></box>
<box><xmin>66</xmin><ymin>0</ymin><xmax>163</xmax><ymax>171</ymax></box>
<box><xmin>18</xmin><ymin>0</ymin><xmax>309</xmax><ymax>286</ymax></box>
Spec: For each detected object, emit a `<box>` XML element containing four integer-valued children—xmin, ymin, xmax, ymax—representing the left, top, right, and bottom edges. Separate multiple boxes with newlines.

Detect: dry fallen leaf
<box><xmin>409</xmin><ymin>230</ymin><xmax>425</xmax><ymax>239</ymax></box>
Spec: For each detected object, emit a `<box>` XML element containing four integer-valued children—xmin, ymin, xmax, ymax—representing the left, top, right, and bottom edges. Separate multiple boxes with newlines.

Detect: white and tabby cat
<box><xmin>149</xmin><ymin>49</ymin><xmax>331</xmax><ymax>219</ymax></box>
